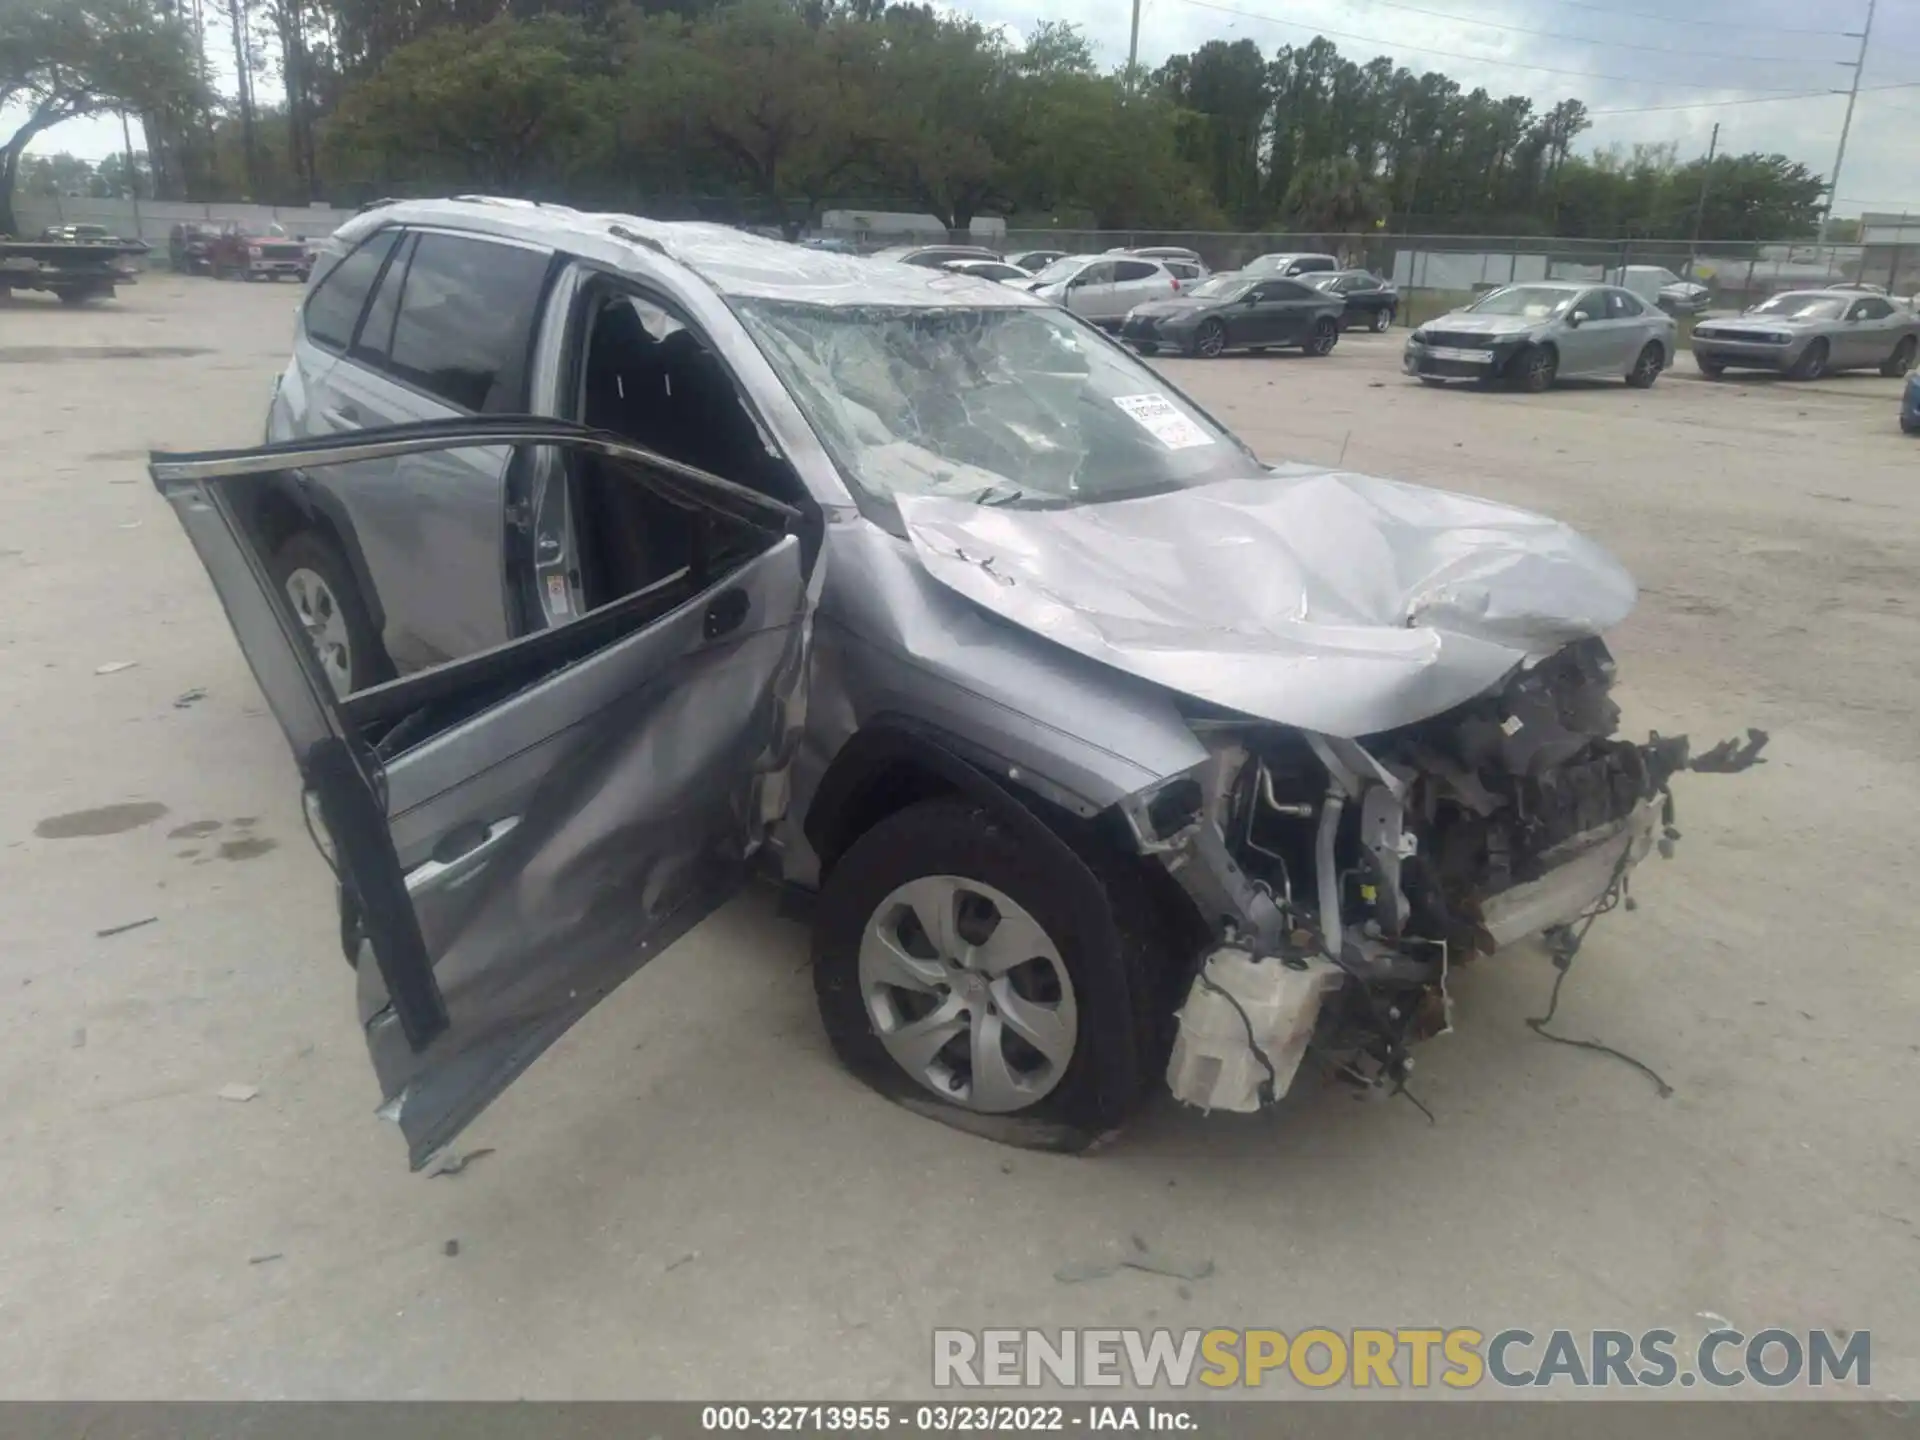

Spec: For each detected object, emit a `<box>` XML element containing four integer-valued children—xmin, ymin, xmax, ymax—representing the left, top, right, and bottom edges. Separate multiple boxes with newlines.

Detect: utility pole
<box><xmin>1826</xmin><ymin>0</ymin><xmax>1877</xmax><ymax>229</ymax></box>
<box><xmin>1128</xmin><ymin>0</ymin><xmax>1142</xmax><ymax>86</ymax></box>
<box><xmin>120</xmin><ymin>111</ymin><xmax>144</xmax><ymax>244</ymax></box>
<box><xmin>1688</xmin><ymin>122</ymin><xmax>1719</xmax><ymax>273</ymax></box>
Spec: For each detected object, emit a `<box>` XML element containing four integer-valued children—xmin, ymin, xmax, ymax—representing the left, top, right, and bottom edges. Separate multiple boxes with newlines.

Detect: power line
<box><xmin>1586</xmin><ymin>90</ymin><xmax>1839</xmax><ymax>117</ymax></box>
<box><xmin>1343</xmin><ymin>0</ymin><xmax>1847</xmax><ymax>68</ymax></box>
<box><xmin>1177</xmin><ymin>0</ymin><xmax>1818</xmax><ymax>90</ymax></box>
<box><xmin>1512</xmin><ymin>0</ymin><xmax>1856</xmax><ymax>38</ymax></box>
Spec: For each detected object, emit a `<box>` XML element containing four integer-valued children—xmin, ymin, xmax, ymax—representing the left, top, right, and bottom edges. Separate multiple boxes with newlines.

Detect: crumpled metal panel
<box><xmin>900</xmin><ymin>464</ymin><xmax>1638</xmax><ymax>738</ymax></box>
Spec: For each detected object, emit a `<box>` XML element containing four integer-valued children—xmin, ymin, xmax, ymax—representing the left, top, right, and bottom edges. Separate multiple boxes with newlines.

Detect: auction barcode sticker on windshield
<box><xmin>1113</xmin><ymin>393</ymin><xmax>1215</xmax><ymax>450</ymax></box>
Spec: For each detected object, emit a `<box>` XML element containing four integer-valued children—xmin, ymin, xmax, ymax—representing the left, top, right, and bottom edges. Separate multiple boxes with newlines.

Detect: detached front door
<box><xmin>151</xmin><ymin>419</ymin><xmax>815</xmax><ymax>1167</ymax></box>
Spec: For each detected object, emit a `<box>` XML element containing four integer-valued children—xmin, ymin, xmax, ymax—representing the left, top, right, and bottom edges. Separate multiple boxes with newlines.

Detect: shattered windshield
<box><xmin>732</xmin><ymin>300</ymin><xmax>1256</xmax><ymax>509</ymax></box>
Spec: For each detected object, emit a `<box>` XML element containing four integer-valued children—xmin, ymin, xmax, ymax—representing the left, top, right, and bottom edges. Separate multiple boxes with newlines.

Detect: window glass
<box><xmin>1113</xmin><ymin>260</ymin><xmax>1160</xmax><ymax>282</ymax></box>
<box><xmin>384</xmin><ymin>234</ymin><xmax>551</xmax><ymax>411</ymax></box>
<box><xmin>303</xmin><ymin>229</ymin><xmax>400</xmax><ymax>351</ymax></box>
<box><xmin>1076</xmin><ymin>262</ymin><xmax>1117</xmax><ymax>286</ymax></box>
<box><xmin>1856</xmin><ymin>298</ymin><xmax>1894</xmax><ymax>319</ymax></box>
<box><xmin>1263</xmin><ymin>281</ymin><xmax>1313</xmax><ymax>301</ymax></box>
<box><xmin>1606</xmin><ymin>290</ymin><xmax>1645</xmax><ymax>318</ymax></box>
<box><xmin>352</xmin><ymin>231</ymin><xmax>415</xmax><ymax>363</ymax></box>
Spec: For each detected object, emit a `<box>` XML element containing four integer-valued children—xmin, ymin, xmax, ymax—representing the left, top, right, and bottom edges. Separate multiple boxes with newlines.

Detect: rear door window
<box><xmin>1606</xmin><ymin>290</ymin><xmax>1645</xmax><ymax>318</ymax></box>
<box><xmin>304</xmin><ymin>229</ymin><xmax>401</xmax><ymax>351</ymax></box>
<box><xmin>352</xmin><ymin>231</ymin><xmax>416</xmax><ymax>365</ymax></box>
<box><xmin>1113</xmin><ymin>260</ymin><xmax>1160</xmax><ymax>283</ymax></box>
<box><xmin>383</xmin><ymin>233</ymin><xmax>552</xmax><ymax>412</ymax></box>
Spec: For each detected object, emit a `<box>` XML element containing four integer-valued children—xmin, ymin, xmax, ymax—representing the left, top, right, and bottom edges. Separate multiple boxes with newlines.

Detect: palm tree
<box><xmin>1282</xmin><ymin>155</ymin><xmax>1386</xmax><ymax>240</ymax></box>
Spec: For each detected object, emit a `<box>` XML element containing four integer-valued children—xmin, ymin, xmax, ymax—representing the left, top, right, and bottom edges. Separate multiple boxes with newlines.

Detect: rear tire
<box><xmin>1626</xmin><ymin>341</ymin><xmax>1664</xmax><ymax>388</ymax></box>
<box><xmin>813</xmin><ymin>797</ymin><xmax>1168</xmax><ymax>1151</ymax></box>
<box><xmin>1370</xmin><ymin>308</ymin><xmax>1393</xmax><ymax>333</ymax></box>
<box><xmin>1880</xmin><ymin>337</ymin><xmax>1916</xmax><ymax>378</ymax></box>
<box><xmin>1789</xmin><ymin>338</ymin><xmax>1829</xmax><ymax>381</ymax></box>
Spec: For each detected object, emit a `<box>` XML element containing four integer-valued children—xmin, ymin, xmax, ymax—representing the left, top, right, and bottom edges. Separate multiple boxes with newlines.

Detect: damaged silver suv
<box><xmin>152</xmin><ymin>200</ymin><xmax>1762</xmax><ymax>1168</ymax></box>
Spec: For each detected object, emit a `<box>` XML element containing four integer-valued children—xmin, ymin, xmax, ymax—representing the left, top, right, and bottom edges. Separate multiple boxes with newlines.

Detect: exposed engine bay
<box><xmin>1157</xmin><ymin>638</ymin><xmax>1767</xmax><ymax>1112</ymax></box>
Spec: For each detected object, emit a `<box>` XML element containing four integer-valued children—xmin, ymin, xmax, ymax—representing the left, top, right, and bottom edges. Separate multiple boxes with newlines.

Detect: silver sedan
<box><xmin>1691</xmin><ymin>290</ymin><xmax>1920</xmax><ymax>381</ymax></box>
<box><xmin>1403</xmin><ymin>282</ymin><xmax>1676</xmax><ymax>393</ymax></box>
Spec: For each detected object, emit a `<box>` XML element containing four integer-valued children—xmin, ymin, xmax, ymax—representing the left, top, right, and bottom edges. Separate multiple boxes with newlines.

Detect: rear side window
<box><xmin>303</xmin><ymin>229</ymin><xmax>400</xmax><ymax>351</ymax></box>
<box><xmin>353</xmin><ymin>231</ymin><xmax>416</xmax><ymax>364</ymax></box>
<box><xmin>1113</xmin><ymin>260</ymin><xmax>1160</xmax><ymax>282</ymax></box>
<box><xmin>383</xmin><ymin>233</ymin><xmax>551</xmax><ymax>412</ymax></box>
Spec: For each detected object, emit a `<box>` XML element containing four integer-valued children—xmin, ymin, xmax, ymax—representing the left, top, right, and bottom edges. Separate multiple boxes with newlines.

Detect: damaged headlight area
<box><xmin>1143</xmin><ymin>638</ymin><xmax>1766</xmax><ymax>1113</ymax></box>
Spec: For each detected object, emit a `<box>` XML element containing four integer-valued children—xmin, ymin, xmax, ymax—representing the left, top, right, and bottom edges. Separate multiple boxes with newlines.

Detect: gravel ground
<box><xmin>2</xmin><ymin>277</ymin><xmax>1915</xmax><ymax>1400</ymax></box>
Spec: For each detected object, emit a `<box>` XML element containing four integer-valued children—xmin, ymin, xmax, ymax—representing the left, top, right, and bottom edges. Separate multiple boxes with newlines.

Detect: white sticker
<box><xmin>546</xmin><ymin>573</ymin><xmax>572</xmax><ymax>617</ymax></box>
<box><xmin>1500</xmin><ymin>714</ymin><xmax>1525</xmax><ymax>736</ymax></box>
<box><xmin>1112</xmin><ymin>392</ymin><xmax>1216</xmax><ymax>450</ymax></box>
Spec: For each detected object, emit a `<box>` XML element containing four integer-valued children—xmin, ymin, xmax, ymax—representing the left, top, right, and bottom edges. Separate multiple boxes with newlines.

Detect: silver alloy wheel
<box><xmin>858</xmin><ymin>874</ymin><xmax>1078</xmax><ymax>1113</ymax></box>
<box><xmin>1370</xmin><ymin>308</ymin><xmax>1392</xmax><ymax>333</ymax></box>
<box><xmin>284</xmin><ymin>566</ymin><xmax>353</xmax><ymax>696</ymax></box>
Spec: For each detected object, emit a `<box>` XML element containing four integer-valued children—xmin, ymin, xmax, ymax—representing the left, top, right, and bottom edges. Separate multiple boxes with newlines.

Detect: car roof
<box><xmin>332</xmin><ymin>199</ymin><xmax>1041</xmax><ymax>309</ymax></box>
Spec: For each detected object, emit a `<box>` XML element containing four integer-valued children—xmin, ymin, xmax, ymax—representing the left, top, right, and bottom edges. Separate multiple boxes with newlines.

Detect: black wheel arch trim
<box><xmin>804</xmin><ymin>716</ymin><xmax>1105</xmax><ymax>880</ymax></box>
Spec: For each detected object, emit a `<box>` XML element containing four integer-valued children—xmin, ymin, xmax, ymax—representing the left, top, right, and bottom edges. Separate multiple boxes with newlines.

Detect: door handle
<box><xmin>405</xmin><ymin>816</ymin><xmax>520</xmax><ymax>894</ymax></box>
<box><xmin>703</xmin><ymin>587</ymin><xmax>750</xmax><ymax>640</ymax></box>
<box><xmin>321</xmin><ymin>401</ymin><xmax>363</xmax><ymax>428</ymax></box>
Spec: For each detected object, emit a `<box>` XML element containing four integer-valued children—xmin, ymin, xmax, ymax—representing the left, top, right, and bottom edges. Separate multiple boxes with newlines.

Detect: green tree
<box><xmin>1282</xmin><ymin>155</ymin><xmax>1386</xmax><ymax>236</ymax></box>
<box><xmin>322</xmin><ymin>15</ymin><xmax>601</xmax><ymax>191</ymax></box>
<box><xmin>0</xmin><ymin>0</ymin><xmax>200</xmax><ymax>233</ymax></box>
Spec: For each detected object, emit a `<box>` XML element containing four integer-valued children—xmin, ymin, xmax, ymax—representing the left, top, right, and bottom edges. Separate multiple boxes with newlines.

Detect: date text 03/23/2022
<box><xmin>700</xmin><ymin>1405</ymin><xmax>1194</xmax><ymax>1431</ymax></box>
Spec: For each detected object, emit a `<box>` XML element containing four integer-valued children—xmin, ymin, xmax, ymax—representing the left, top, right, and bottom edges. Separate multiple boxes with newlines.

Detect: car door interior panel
<box><xmin>151</xmin><ymin>422</ymin><xmax>813</xmax><ymax>1168</ymax></box>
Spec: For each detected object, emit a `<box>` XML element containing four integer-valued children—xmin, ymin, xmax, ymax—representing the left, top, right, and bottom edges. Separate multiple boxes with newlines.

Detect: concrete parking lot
<box><xmin>2</xmin><ymin>276</ymin><xmax>1916</xmax><ymax>1400</ymax></box>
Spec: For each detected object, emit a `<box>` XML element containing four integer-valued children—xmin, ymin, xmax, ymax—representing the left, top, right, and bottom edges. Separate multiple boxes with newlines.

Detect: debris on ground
<box><xmin>93</xmin><ymin>661</ymin><xmax>138</xmax><ymax>676</ymax></box>
<box><xmin>71</xmin><ymin>1028</ymin><xmax>87</xmax><ymax>1049</ymax></box>
<box><xmin>248</xmin><ymin>1253</ymin><xmax>283</xmax><ymax>1266</ymax></box>
<box><xmin>666</xmin><ymin>1251</ymin><xmax>698</xmax><ymax>1272</ymax></box>
<box><xmin>216</xmin><ymin>1083</ymin><xmax>260</xmax><ymax>1103</ymax></box>
<box><xmin>96</xmin><ymin>916</ymin><xmax>157</xmax><ymax>938</ymax></box>
<box><xmin>426</xmin><ymin>1146</ymin><xmax>496</xmax><ymax>1177</ymax></box>
<box><xmin>1055</xmin><ymin>1238</ymin><xmax>1215</xmax><ymax>1285</ymax></box>
<box><xmin>443</xmin><ymin>1239</ymin><xmax>460</xmax><ymax>1258</ymax></box>
<box><xmin>173</xmin><ymin>688</ymin><xmax>207</xmax><ymax>708</ymax></box>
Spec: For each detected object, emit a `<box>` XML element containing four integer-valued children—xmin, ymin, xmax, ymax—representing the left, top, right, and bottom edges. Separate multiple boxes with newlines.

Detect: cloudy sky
<box><xmin>19</xmin><ymin>0</ymin><xmax>1920</xmax><ymax>217</ymax></box>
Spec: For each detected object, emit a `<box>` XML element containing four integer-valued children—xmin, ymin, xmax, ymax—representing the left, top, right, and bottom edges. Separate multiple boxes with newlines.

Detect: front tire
<box><xmin>1626</xmin><ymin>341</ymin><xmax>1664</xmax><ymax>388</ymax></box>
<box><xmin>1789</xmin><ymin>338</ymin><xmax>1829</xmax><ymax>381</ymax></box>
<box><xmin>813</xmin><ymin>798</ymin><xmax>1163</xmax><ymax>1150</ymax></box>
<box><xmin>1192</xmin><ymin>319</ymin><xmax>1226</xmax><ymax>358</ymax></box>
<box><xmin>1696</xmin><ymin>355</ymin><xmax>1726</xmax><ymax>379</ymax></box>
<box><xmin>268</xmin><ymin>531</ymin><xmax>387</xmax><ymax>698</ymax></box>
<box><xmin>1880</xmin><ymin>337</ymin><xmax>1916</xmax><ymax>378</ymax></box>
<box><xmin>1132</xmin><ymin>341</ymin><xmax>1159</xmax><ymax>356</ymax></box>
<box><xmin>1513</xmin><ymin>343</ymin><xmax>1557</xmax><ymax>392</ymax></box>
<box><xmin>1303</xmin><ymin>316</ymin><xmax>1338</xmax><ymax>356</ymax></box>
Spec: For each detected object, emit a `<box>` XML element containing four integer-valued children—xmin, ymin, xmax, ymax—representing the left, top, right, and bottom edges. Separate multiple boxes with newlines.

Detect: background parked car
<box><xmin>1404</xmin><ymin>281</ymin><xmax>1674</xmax><ymax>392</ymax></box>
<box><xmin>1109</xmin><ymin>245</ymin><xmax>1209</xmax><ymax>284</ymax></box>
<box><xmin>206</xmin><ymin>222</ymin><xmax>311</xmax><ymax>282</ymax></box>
<box><xmin>1691</xmin><ymin>290</ymin><xmax>1920</xmax><ymax>381</ymax></box>
<box><xmin>169</xmin><ymin>222</ymin><xmax>218</xmax><ymax>274</ymax></box>
<box><xmin>940</xmin><ymin>258</ymin><xmax>1040</xmax><ymax>285</ymax></box>
<box><xmin>1008</xmin><ymin>249</ymin><xmax>1066</xmax><ymax>272</ymax></box>
<box><xmin>1613</xmin><ymin>264</ymin><xmax>1712</xmax><ymax>316</ymax></box>
<box><xmin>869</xmin><ymin>243</ymin><xmax>1003</xmax><ymax>269</ymax></box>
<box><xmin>1241</xmin><ymin>252</ymin><xmax>1340</xmax><ymax>279</ymax></box>
<box><xmin>1903</xmin><ymin>370</ymin><xmax>1920</xmax><ymax>433</ymax></box>
<box><xmin>1020</xmin><ymin>253</ymin><xmax>1179</xmax><ymax>327</ymax></box>
<box><xmin>1121</xmin><ymin>272</ymin><xmax>1344</xmax><ymax>357</ymax></box>
<box><xmin>1309</xmin><ymin>269</ymin><xmax>1399</xmax><ymax>331</ymax></box>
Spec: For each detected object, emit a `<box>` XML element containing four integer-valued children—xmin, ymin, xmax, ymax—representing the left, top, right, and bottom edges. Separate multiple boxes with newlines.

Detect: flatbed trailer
<box><xmin>0</xmin><ymin>238</ymin><xmax>149</xmax><ymax>304</ymax></box>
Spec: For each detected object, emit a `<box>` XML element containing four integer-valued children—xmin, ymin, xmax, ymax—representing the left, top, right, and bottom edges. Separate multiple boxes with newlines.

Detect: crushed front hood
<box><xmin>899</xmin><ymin>467</ymin><xmax>1637</xmax><ymax>737</ymax></box>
